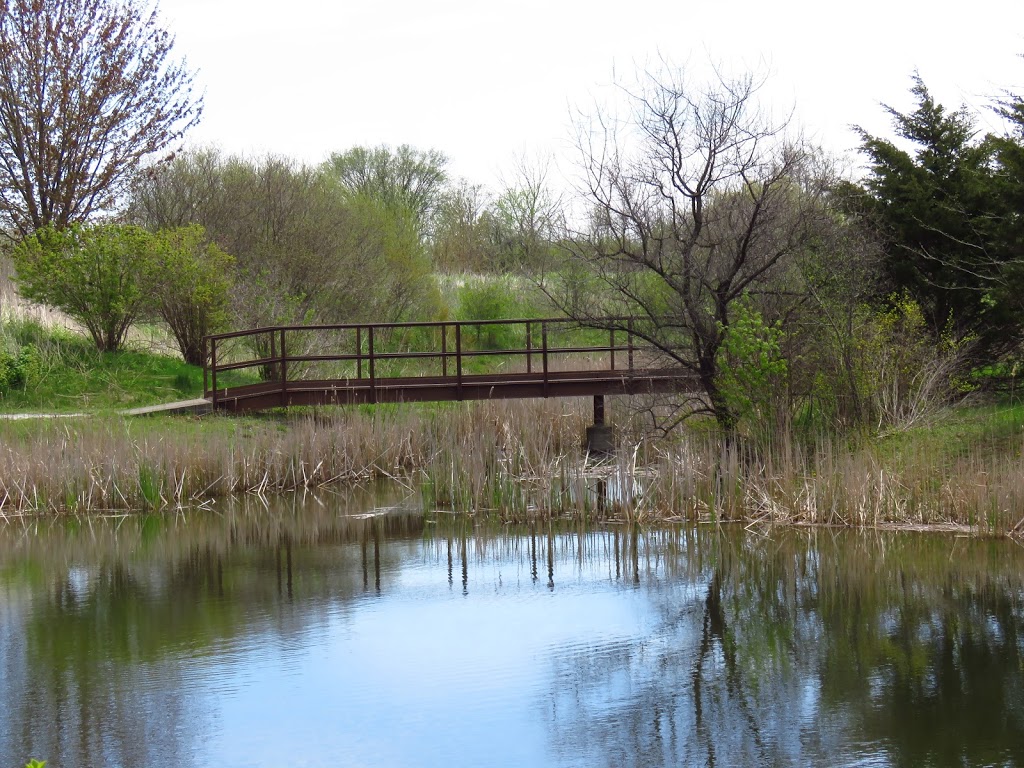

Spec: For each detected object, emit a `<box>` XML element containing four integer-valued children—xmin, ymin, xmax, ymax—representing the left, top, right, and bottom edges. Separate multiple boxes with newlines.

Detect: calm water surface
<box><xmin>2</xmin><ymin>487</ymin><xmax>1024</xmax><ymax>767</ymax></box>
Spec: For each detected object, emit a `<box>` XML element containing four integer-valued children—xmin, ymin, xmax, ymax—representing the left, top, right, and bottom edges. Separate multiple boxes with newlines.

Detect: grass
<box><xmin>2</xmin><ymin>397</ymin><xmax>1023</xmax><ymax>536</ymax></box>
<box><xmin>2</xmin><ymin>303</ymin><xmax>1024</xmax><ymax>535</ymax></box>
<box><xmin>0</xmin><ymin>316</ymin><xmax>255</xmax><ymax>412</ymax></box>
<box><xmin>874</xmin><ymin>400</ymin><xmax>1024</xmax><ymax>466</ymax></box>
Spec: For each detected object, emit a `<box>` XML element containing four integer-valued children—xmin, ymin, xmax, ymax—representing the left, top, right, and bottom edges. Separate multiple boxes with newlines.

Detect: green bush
<box><xmin>151</xmin><ymin>225</ymin><xmax>234</xmax><ymax>366</ymax></box>
<box><xmin>0</xmin><ymin>343</ymin><xmax>39</xmax><ymax>393</ymax></box>
<box><xmin>12</xmin><ymin>224</ymin><xmax>156</xmax><ymax>352</ymax></box>
<box><xmin>716</xmin><ymin>298</ymin><xmax>787</xmax><ymax>432</ymax></box>
<box><xmin>455</xmin><ymin>277</ymin><xmax>538</xmax><ymax>350</ymax></box>
<box><xmin>793</xmin><ymin>293</ymin><xmax>973</xmax><ymax>434</ymax></box>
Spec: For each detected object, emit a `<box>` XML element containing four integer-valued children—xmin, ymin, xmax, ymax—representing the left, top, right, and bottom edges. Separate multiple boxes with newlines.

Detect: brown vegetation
<box><xmin>1</xmin><ymin>399</ymin><xmax>1022</xmax><ymax>536</ymax></box>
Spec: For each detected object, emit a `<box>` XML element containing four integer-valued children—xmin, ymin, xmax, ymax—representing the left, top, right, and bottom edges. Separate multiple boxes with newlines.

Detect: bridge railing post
<box><xmin>542</xmin><ymin>321</ymin><xmax>549</xmax><ymax>398</ymax></box>
<box><xmin>455</xmin><ymin>323</ymin><xmax>463</xmax><ymax>400</ymax></box>
<box><xmin>356</xmin><ymin>327</ymin><xmax>362</xmax><ymax>380</ymax></box>
<box><xmin>441</xmin><ymin>322</ymin><xmax>448</xmax><ymax>377</ymax></box>
<box><xmin>280</xmin><ymin>328</ymin><xmax>288</xmax><ymax>407</ymax></box>
<box><xmin>356</xmin><ymin>327</ymin><xmax>364</xmax><ymax>382</ymax></box>
<box><xmin>210</xmin><ymin>337</ymin><xmax>218</xmax><ymax>409</ymax></box>
<box><xmin>526</xmin><ymin>321</ymin><xmax>532</xmax><ymax>374</ymax></box>
<box><xmin>368</xmin><ymin>325</ymin><xmax>377</xmax><ymax>404</ymax></box>
<box><xmin>270</xmin><ymin>329</ymin><xmax>277</xmax><ymax>381</ymax></box>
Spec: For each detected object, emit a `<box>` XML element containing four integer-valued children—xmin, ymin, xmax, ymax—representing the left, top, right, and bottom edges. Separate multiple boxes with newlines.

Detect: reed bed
<box><xmin>0</xmin><ymin>399</ymin><xmax>588</xmax><ymax>515</ymax></box>
<box><xmin>1</xmin><ymin>399</ymin><xmax>1023</xmax><ymax>535</ymax></box>
<box><xmin>641</xmin><ymin>434</ymin><xmax>1024</xmax><ymax>535</ymax></box>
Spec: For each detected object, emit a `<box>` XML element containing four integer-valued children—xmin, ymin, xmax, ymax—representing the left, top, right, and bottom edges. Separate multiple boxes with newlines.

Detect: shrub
<box><xmin>12</xmin><ymin>224</ymin><xmax>156</xmax><ymax>352</ymax></box>
<box><xmin>151</xmin><ymin>225</ymin><xmax>234</xmax><ymax>366</ymax></box>
<box><xmin>860</xmin><ymin>294</ymin><xmax>974</xmax><ymax>432</ymax></box>
<box><xmin>455</xmin><ymin>276</ymin><xmax>537</xmax><ymax>350</ymax></box>
<box><xmin>794</xmin><ymin>293</ymin><xmax>973</xmax><ymax>434</ymax></box>
<box><xmin>0</xmin><ymin>343</ymin><xmax>39</xmax><ymax>393</ymax></box>
<box><xmin>716</xmin><ymin>299</ymin><xmax>788</xmax><ymax>433</ymax></box>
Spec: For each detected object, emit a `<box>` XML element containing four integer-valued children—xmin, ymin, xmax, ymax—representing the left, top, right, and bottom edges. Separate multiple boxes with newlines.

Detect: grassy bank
<box><xmin>0</xmin><ymin>315</ymin><xmax>260</xmax><ymax>412</ymax></box>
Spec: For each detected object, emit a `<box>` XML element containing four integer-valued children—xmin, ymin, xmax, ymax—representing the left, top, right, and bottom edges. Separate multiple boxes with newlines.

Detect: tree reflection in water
<box><xmin>1</xmin><ymin>492</ymin><xmax>1023</xmax><ymax>767</ymax></box>
<box><xmin>539</xmin><ymin>528</ymin><xmax>1024</xmax><ymax>767</ymax></box>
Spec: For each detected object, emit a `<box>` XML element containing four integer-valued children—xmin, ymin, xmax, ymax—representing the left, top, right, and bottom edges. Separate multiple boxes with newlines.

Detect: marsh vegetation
<box><xmin>1</xmin><ymin>10</ymin><xmax>1023</xmax><ymax>538</ymax></box>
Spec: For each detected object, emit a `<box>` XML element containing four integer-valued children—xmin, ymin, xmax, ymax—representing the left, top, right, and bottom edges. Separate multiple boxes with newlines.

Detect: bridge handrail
<box><xmin>204</xmin><ymin>316</ymin><xmax>638</xmax><ymax>342</ymax></box>
<box><xmin>203</xmin><ymin>317</ymin><xmax>645</xmax><ymax>408</ymax></box>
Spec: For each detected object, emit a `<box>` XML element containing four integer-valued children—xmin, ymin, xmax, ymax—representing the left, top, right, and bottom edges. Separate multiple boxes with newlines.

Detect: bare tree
<box><xmin>490</xmin><ymin>155</ymin><xmax>566</xmax><ymax>274</ymax></box>
<box><xmin>551</xmin><ymin>66</ymin><xmax>839</xmax><ymax>431</ymax></box>
<box><xmin>431</xmin><ymin>179</ymin><xmax>492</xmax><ymax>273</ymax></box>
<box><xmin>0</xmin><ymin>0</ymin><xmax>202</xmax><ymax>237</ymax></box>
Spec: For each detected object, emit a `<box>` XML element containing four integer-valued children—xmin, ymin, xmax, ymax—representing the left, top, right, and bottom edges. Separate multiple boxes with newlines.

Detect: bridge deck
<box><xmin>204</xmin><ymin>318</ymin><xmax>692</xmax><ymax>413</ymax></box>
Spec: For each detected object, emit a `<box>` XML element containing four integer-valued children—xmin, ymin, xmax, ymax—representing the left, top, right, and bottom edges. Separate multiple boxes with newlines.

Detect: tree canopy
<box><xmin>12</xmin><ymin>223</ymin><xmax>156</xmax><ymax>351</ymax></box>
<box><xmin>0</xmin><ymin>0</ymin><xmax>202</xmax><ymax>237</ymax></box>
<box><xmin>324</xmin><ymin>145</ymin><xmax>448</xmax><ymax>238</ymax></box>
<box><xmin>130</xmin><ymin>149</ymin><xmax>441</xmax><ymax>338</ymax></box>
<box><xmin>850</xmin><ymin>74</ymin><xmax>1021</xmax><ymax>355</ymax></box>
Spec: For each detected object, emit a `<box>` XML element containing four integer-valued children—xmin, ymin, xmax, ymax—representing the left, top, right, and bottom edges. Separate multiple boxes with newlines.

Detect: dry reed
<box><xmin>2</xmin><ymin>398</ymin><xmax>1023</xmax><ymax>535</ymax></box>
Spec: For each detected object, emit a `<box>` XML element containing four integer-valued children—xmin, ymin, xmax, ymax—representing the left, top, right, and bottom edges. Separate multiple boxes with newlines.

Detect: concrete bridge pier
<box><xmin>585</xmin><ymin>395</ymin><xmax>616</xmax><ymax>455</ymax></box>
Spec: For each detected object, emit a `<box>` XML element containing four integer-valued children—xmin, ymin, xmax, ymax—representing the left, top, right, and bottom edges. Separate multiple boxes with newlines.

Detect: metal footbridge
<box><xmin>203</xmin><ymin>318</ymin><xmax>692</xmax><ymax>413</ymax></box>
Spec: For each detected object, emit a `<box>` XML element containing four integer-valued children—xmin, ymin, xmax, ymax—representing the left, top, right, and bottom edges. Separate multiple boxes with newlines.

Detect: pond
<box><xmin>2</xmin><ymin>486</ymin><xmax>1024</xmax><ymax>767</ymax></box>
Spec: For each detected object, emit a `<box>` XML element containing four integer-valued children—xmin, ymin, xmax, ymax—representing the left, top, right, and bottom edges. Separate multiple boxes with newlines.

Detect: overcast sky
<box><xmin>157</xmin><ymin>0</ymin><xmax>1023</xmax><ymax>191</ymax></box>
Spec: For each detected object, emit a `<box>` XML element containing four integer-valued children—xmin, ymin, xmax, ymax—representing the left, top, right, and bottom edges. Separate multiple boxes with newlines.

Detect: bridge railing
<box><xmin>203</xmin><ymin>317</ymin><xmax>644</xmax><ymax>407</ymax></box>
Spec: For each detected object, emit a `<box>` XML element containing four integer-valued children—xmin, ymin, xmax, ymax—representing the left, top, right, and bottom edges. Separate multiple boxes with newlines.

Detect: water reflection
<box><xmin>1</xmin><ymin>490</ymin><xmax>1024</xmax><ymax>767</ymax></box>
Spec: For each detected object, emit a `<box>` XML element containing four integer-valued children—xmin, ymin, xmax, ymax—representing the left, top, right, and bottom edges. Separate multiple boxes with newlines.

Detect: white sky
<box><xmin>158</xmin><ymin>0</ymin><xmax>1024</xmax><ymax>192</ymax></box>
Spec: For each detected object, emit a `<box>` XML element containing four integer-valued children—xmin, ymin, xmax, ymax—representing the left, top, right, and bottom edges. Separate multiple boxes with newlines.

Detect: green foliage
<box><xmin>151</xmin><ymin>225</ymin><xmax>234</xmax><ymax>366</ymax></box>
<box><xmin>716</xmin><ymin>299</ymin><xmax>787</xmax><ymax>430</ymax></box>
<box><xmin>138</xmin><ymin>464</ymin><xmax>162</xmax><ymax>509</ymax></box>
<box><xmin>455</xmin><ymin>277</ymin><xmax>539</xmax><ymax>350</ymax></box>
<box><xmin>325</xmin><ymin>144</ymin><xmax>449</xmax><ymax>237</ymax></box>
<box><xmin>799</xmin><ymin>293</ymin><xmax>973</xmax><ymax>434</ymax></box>
<box><xmin>12</xmin><ymin>223</ymin><xmax>156</xmax><ymax>352</ymax></box>
<box><xmin>864</xmin><ymin>295</ymin><xmax>974</xmax><ymax>423</ymax></box>
<box><xmin>344</xmin><ymin>193</ymin><xmax>443</xmax><ymax>323</ymax></box>
<box><xmin>987</xmin><ymin>92</ymin><xmax>1024</xmax><ymax>326</ymax></box>
<box><xmin>0</xmin><ymin>342</ymin><xmax>39</xmax><ymax>394</ymax></box>
<box><xmin>851</xmin><ymin>74</ymin><xmax>1018</xmax><ymax>357</ymax></box>
<box><xmin>24</xmin><ymin>760</ymin><xmax>46</xmax><ymax>768</ymax></box>
<box><xmin>132</xmin><ymin>150</ymin><xmax>442</xmax><ymax>343</ymax></box>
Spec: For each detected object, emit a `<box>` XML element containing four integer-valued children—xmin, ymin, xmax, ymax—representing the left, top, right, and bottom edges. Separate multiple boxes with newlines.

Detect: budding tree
<box><xmin>325</xmin><ymin>144</ymin><xmax>448</xmax><ymax>239</ymax></box>
<box><xmin>0</xmin><ymin>0</ymin><xmax>202</xmax><ymax>237</ymax></box>
<box><xmin>551</xmin><ymin>66</ymin><xmax>842</xmax><ymax>431</ymax></box>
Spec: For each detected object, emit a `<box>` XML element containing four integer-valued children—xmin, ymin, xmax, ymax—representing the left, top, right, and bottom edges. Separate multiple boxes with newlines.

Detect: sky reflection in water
<box><xmin>2</xmin><ymin>490</ymin><xmax>1024</xmax><ymax>768</ymax></box>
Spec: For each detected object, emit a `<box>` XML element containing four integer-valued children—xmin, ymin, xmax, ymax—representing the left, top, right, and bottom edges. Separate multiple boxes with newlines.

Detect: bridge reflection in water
<box><xmin>5</xmin><ymin>497</ymin><xmax>1024</xmax><ymax>768</ymax></box>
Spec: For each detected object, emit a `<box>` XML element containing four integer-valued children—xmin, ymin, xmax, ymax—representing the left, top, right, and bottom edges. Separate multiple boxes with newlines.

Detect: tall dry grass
<box><xmin>641</xmin><ymin>433</ymin><xmax>1024</xmax><ymax>534</ymax></box>
<box><xmin>2</xmin><ymin>398</ymin><xmax>1023</xmax><ymax>535</ymax></box>
<box><xmin>0</xmin><ymin>399</ymin><xmax>588</xmax><ymax>515</ymax></box>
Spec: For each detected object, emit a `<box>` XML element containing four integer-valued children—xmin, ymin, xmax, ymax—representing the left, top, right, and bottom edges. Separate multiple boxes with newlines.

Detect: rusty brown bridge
<box><xmin>203</xmin><ymin>318</ymin><xmax>691</xmax><ymax>417</ymax></box>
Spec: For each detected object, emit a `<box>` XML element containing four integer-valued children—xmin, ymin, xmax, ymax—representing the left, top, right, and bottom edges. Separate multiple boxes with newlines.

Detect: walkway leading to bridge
<box><xmin>203</xmin><ymin>318</ymin><xmax>693</xmax><ymax>413</ymax></box>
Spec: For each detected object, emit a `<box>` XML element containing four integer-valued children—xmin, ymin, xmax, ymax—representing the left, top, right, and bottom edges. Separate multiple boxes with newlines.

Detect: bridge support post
<box><xmin>585</xmin><ymin>395</ymin><xmax>615</xmax><ymax>455</ymax></box>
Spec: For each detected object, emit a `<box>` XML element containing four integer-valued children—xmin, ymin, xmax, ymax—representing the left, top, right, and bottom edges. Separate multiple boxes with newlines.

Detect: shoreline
<box><xmin>1</xmin><ymin>400</ymin><xmax>1022</xmax><ymax>536</ymax></box>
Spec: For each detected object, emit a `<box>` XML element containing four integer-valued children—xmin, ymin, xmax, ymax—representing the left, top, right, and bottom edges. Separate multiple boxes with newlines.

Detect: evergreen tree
<box><xmin>852</xmin><ymin>74</ymin><xmax>1013</xmax><ymax>354</ymax></box>
<box><xmin>992</xmin><ymin>95</ymin><xmax>1024</xmax><ymax>258</ymax></box>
